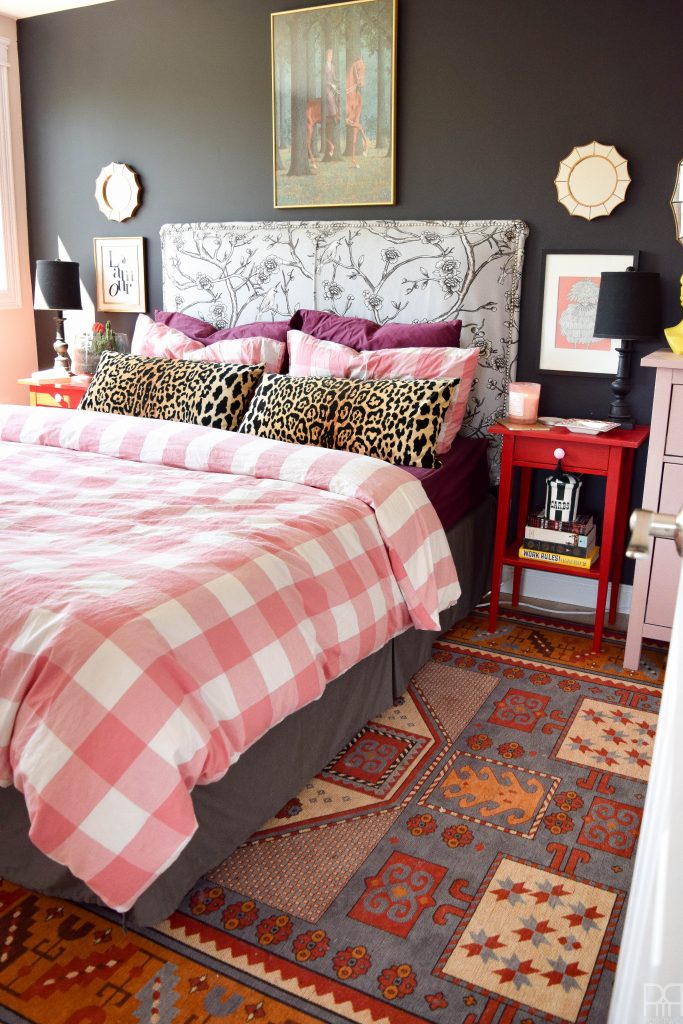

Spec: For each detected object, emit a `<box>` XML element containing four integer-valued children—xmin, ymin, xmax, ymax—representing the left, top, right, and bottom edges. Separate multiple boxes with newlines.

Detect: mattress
<box><xmin>403</xmin><ymin>436</ymin><xmax>490</xmax><ymax>531</ymax></box>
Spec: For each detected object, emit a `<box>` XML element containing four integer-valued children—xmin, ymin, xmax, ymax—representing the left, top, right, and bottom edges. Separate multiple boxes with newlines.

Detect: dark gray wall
<box><xmin>18</xmin><ymin>0</ymin><xmax>683</xmax><ymax>579</ymax></box>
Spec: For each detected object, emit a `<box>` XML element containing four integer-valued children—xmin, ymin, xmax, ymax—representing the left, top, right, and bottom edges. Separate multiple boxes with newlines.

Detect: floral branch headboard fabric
<box><xmin>160</xmin><ymin>220</ymin><xmax>528</xmax><ymax>482</ymax></box>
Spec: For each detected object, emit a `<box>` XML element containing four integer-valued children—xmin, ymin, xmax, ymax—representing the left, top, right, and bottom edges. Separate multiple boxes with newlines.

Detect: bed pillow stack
<box><xmin>287</xmin><ymin>329</ymin><xmax>478</xmax><ymax>454</ymax></box>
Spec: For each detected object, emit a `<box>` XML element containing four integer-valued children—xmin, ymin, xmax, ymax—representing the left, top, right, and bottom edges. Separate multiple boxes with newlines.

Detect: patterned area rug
<box><xmin>0</xmin><ymin>608</ymin><xmax>668</xmax><ymax>1024</ymax></box>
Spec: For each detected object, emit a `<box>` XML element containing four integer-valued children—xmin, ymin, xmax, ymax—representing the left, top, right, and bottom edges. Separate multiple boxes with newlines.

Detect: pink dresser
<box><xmin>624</xmin><ymin>349</ymin><xmax>683</xmax><ymax>669</ymax></box>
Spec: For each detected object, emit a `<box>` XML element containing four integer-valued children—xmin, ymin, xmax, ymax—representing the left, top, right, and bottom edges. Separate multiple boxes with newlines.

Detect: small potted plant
<box><xmin>74</xmin><ymin>320</ymin><xmax>128</xmax><ymax>375</ymax></box>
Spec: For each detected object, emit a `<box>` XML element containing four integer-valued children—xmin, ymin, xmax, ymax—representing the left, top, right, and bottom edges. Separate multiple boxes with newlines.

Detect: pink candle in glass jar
<box><xmin>508</xmin><ymin>382</ymin><xmax>541</xmax><ymax>423</ymax></box>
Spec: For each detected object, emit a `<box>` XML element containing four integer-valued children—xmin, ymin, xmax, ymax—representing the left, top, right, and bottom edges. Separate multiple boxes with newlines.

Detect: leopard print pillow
<box><xmin>79</xmin><ymin>351</ymin><xmax>264</xmax><ymax>431</ymax></box>
<box><xmin>238</xmin><ymin>373</ymin><xmax>454</xmax><ymax>467</ymax></box>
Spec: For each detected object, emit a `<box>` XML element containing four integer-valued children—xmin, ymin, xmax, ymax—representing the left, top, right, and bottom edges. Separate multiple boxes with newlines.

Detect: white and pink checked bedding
<box><xmin>0</xmin><ymin>405</ymin><xmax>459</xmax><ymax>912</ymax></box>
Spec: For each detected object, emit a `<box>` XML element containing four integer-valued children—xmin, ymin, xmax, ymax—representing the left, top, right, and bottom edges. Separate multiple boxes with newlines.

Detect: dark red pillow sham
<box><xmin>288</xmin><ymin>309</ymin><xmax>462</xmax><ymax>352</ymax></box>
<box><xmin>155</xmin><ymin>310</ymin><xmax>290</xmax><ymax>344</ymax></box>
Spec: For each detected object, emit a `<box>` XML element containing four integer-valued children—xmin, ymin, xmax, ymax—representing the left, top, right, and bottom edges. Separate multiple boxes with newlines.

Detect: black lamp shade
<box><xmin>34</xmin><ymin>260</ymin><xmax>82</xmax><ymax>312</ymax></box>
<box><xmin>593</xmin><ymin>270</ymin><xmax>660</xmax><ymax>341</ymax></box>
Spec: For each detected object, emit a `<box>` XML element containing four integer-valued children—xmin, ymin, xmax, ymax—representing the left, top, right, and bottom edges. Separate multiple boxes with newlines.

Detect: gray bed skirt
<box><xmin>0</xmin><ymin>493</ymin><xmax>495</xmax><ymax>926</ymax></box>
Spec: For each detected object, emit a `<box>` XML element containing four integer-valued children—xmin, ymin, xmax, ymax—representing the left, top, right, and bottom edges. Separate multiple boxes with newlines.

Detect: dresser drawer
<box><xmin>666</xmin><ymin>385</ymin><xmax>683</xmax><ymax>456</ymax></box>
<box><xmin>645</xmin><ymin>461</ymin><xmax>683</xmax><ymax>629</ymax></box>
<box><xmin>513</xmin><ymin>436</ymin><xmax>610</xmax><ymax>473</ymax></box>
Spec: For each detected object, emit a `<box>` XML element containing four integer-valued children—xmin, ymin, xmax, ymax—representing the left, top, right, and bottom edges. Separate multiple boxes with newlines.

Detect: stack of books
<box><xmin>519</xmin><ymin>511</ymin><xmax>599</xmax><ymax>569</ymax></box>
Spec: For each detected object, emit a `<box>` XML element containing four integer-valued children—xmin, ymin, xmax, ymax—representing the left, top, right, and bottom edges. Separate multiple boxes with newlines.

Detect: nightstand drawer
<box><xmin>513</xmin><ymin>436</ymin><xmax>610</xmax><ymax>473</ymax></box>
<box><xmin>34</xmin><ymin>389</ymin><xmax>81</xmax><ymax>409</ymax></box>
<box><xmin>666</xmin><ymin>385</ymin><xmax>683</xmax><ymax>456</ymax></box>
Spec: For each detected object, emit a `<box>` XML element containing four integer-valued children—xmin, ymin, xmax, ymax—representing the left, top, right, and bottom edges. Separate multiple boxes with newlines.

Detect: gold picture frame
<box><xmin>271</xmin><ymin>0</ymin><xmax>396</xmax><ymax>209</ymax></box>
<box><xmin>93</xmin><ymin>236</ymin><xmax>146</xmax><ymax>314</ymax></box>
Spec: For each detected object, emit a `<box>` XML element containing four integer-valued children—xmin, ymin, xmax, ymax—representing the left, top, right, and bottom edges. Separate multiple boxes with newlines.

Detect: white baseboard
<box><xmin>500</xmin><ymin>565</ymin><xmax>632</xmax><ymax>616</ymax></box>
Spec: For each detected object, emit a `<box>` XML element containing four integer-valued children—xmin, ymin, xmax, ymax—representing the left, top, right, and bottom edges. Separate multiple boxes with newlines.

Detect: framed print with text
<box><xmin>93</xmin><ymin>236</ymin><xmax>146</xmax><ymax>313</ymax></box>
<box><xmin>271</xmin><ymin>0</ymin><xmax>396</xmax><ymax>209</ymax></box>
<box><xmin>539</xmin><ymin>249</ymin><xmax>639</xmax><ymax>375</ymax></box>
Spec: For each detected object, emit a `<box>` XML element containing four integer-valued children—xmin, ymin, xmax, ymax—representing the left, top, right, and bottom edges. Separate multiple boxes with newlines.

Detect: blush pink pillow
<box><xmin>131</xmin><ymin>314</ymin><xmax>204</xmax><ymax>358</ymax></box>
<box><xmin>184</xmin><ymin>336</ymin><xmax>286</xmax><ymax>374</ymax></box>
<box><xmin>130</xmin><ymin>315</ymin><xmax>285</xmax><ymax>372</ymax></box>
<box><xmin>287</xmin><ymin>330</ymin><xmax>479</xmax><ymax>453</ymax></box>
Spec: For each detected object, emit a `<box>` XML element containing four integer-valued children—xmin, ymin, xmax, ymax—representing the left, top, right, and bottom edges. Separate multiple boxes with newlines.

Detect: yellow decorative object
<box><xmin>555</xmin><ymin>141</ymin><xmax>630</xmax><ymax>220</ymax></box>
<box><xmin>664</xmin><ymin>273</ymin><xmax>683</xmax><ymax>354</ymax></box>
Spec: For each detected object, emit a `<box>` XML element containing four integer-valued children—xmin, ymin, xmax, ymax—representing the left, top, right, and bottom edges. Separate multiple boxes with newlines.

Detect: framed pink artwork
<box><xmin>539</xmin><ymin>250</ymin><xmax>639</xmax><ymax>375</ymax></box>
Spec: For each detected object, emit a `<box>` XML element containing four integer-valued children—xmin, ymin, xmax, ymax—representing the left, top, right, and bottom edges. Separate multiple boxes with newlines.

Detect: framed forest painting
<box><xmin>271</xmin><ymin>0</ymin><xmax>396</xmax><ymax>209</ymax></box>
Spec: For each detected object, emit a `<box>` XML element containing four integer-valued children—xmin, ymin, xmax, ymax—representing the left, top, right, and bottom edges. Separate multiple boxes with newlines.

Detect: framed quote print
<box><xmin>93</xmin><ymin>236</ymin><xmax>146</xmax><ymax>313</ymax></box>
<box><xmin>538</xmin><ymin>249</ymin><xmax>639</xmax><ymax>376</ymax></box>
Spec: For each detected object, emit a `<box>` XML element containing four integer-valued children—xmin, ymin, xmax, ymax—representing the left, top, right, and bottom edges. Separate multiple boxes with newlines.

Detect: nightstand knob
<box><xmin>54</xmin><ymin>392</ymin><xmax>64</xmax><ymax>405</ymax></box>
<box><xmin>553</xmin><ymin>447</ymin><xmax>566</xmax><ymax>460</ymax></box>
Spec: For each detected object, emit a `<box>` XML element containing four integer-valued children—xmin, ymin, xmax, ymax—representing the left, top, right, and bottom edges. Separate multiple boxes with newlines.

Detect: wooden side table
<box><xmin>18</xmin><ymin>376</ymin><xmax>91</xmax><ymax>410</ymax></box>
<box><xmin>487</xmin><ymin>423</ymin><xmax>650</xmax><ymax>653</ymax></box>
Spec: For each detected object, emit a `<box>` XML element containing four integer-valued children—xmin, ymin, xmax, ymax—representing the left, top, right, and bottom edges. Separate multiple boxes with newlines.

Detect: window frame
<box><xmin>0</xmin><ymin>36</ymin><xmax>21</xmax><ymax>310</ymax></box>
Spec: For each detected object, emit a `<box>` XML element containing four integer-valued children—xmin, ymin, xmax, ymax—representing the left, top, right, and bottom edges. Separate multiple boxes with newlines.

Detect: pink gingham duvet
<box><xmin>0</xmin><ymin>406</ymin><xmax>459</xmax><ymax>912</ymax></box>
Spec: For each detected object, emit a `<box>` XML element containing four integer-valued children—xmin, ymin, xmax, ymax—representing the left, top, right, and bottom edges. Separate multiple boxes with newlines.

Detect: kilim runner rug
<box><xmin>0</xmin><ymin>608</ymin><xmax>668</xmax><ymax>1024</ymax></box>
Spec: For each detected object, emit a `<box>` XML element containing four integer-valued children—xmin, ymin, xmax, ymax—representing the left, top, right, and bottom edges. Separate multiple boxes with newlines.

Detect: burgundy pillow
<box><xmin>156</xmin><ymin>310</ymin><xmax>290</xmax><ymax>345</ymax></box>
<box><xmin>289</xmin><ymin>309</ymin><xmax>462</xmax><ymax>352</ymax></box>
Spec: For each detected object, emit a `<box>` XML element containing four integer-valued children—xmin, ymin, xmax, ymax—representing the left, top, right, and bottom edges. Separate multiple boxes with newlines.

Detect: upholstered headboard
<box><xmin>160</xmin><ymin>219</ymin><xmax>528</xmax><ymax>481</ymax></box>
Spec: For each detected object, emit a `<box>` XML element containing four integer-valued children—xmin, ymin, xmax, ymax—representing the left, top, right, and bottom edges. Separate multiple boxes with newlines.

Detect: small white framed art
<box><xmin>93</xmin><ymin>236</ymin><xmax>146</xmax><ymax>314</ymax></box>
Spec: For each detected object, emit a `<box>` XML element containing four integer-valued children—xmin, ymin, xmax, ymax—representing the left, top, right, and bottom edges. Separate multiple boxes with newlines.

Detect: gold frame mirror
<box><xmin>555</xmin><ymin>141</ymin><xmax>630</xmax><ymax>220</ymax></box>
<box><xmin>94</xmin><ymin>162</ymin><xmax>142</xmax><ymax>222</ymax></box>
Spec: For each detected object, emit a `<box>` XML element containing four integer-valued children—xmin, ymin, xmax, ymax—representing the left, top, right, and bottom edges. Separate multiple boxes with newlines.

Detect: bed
<box><xmin>0</xmin><ymin>218</ymin><xmax>527</xmax><ymax>925</ymax></box>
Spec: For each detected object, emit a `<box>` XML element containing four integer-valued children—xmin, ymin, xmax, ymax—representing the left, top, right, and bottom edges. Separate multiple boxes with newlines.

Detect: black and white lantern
<box><xmin>544</xmin><ymin>447</ymin><xmax>582</xmax><ymax>522</ymax></box>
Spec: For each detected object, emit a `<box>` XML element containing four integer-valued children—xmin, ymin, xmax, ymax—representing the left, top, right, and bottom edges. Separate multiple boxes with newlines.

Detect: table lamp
<box><xmin>593</xmin><ymin>268</ymin><xmax>660</xmax><ymax>429</ymax></box>
<box><xmin>33</xmin><ymin>259</ymin><xmax>83</xmax><ymax>375</ymax></box>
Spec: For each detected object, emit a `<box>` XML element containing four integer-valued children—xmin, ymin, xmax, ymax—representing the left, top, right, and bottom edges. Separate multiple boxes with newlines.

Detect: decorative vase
<box><xmin>73</xmin><ymin>328</ymin><xmax>129</xmax><ymax>375</ymax></box>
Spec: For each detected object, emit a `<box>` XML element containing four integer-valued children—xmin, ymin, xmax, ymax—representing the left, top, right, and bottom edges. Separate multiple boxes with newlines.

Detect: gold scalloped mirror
<box><xmin>555</xmin><ymin>141</ymin><xmax>630</xmax><ymax>220</ymax></box>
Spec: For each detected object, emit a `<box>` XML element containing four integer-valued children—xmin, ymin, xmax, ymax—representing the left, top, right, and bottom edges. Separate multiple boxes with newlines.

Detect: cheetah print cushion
<box><xmin>79</xmin><ymin>351</ymin><xmax>264</xmax><ymax>431</ymax></box>
<box><xmin>238</xmin><ymin>373</ymin><xmax>454</xmax><ymax>468</ymax></box>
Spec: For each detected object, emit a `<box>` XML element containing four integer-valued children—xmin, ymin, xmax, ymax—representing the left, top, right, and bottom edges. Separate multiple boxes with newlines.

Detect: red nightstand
<box><xmin>487</xmin><ymin>423</ymin><xmax>650</xmax><ymax>652</ymax></box>
<box><xmin>18</xmin><ymin>376</ymin><xmax>92</xmax><ymax>410</ymax></box>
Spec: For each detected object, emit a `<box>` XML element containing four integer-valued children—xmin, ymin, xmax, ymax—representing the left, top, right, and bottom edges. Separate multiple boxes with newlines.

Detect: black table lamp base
<box><xmin>52</xmin><ymin>312</ymin><xmax>72</xmax><ymax>375</ymax></box>
<box><xmin>609</xmin><ymin>339</ymin><xmax>634</xmax><ymax>430</ymax></box>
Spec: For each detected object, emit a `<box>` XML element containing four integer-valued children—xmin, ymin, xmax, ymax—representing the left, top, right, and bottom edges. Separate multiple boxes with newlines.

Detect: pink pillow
<box><xmin>156</xmin><ymin>310</ymin><xmax>290</xmax><ymax>344</ymax></box>
<box><xmin>184</xmin><ymin>336</ymin><xmax>286</xmax><ymax>374</ymax></box>
<box><xmin>131</xmin><ymin>314</ymin><xmax>204</xmax><ymax>358</ymax></box>
<box><xmin>289</xmin><ymin>309</ymin><xmax>462</xmax><ymax>351</ymax></box>
<box><xmin>288</xmin><ymin>330</ymin><xmax>478</xmax><ymax>453</ymax></box>
<box><xmin>132</xmin><ymin>315</ymin><xmax>286</xmax><ymax>372</ymax></box>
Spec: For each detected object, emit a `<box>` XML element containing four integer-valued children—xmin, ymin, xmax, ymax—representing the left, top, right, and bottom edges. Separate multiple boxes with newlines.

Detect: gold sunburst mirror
<box><xmin>95</xmin><ymin>162</ymin><xmax>142</xmax><ymax>222</ymax></box>
<box><xmin>555</xmin><ymin>142</ymin><xmax>630</xmax><ymax>220</ymax></box>
<box><xmin>671</xmin><ymin>159</ymin><xmax>683</xmax><ymax>246</ymax></box>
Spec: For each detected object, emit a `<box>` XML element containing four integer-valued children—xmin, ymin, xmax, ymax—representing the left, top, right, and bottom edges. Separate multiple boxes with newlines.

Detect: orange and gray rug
<box><xmin>0</xmin><ymin>608</ymin><xmax>668</xmax><ymax>1024</ymax></box>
